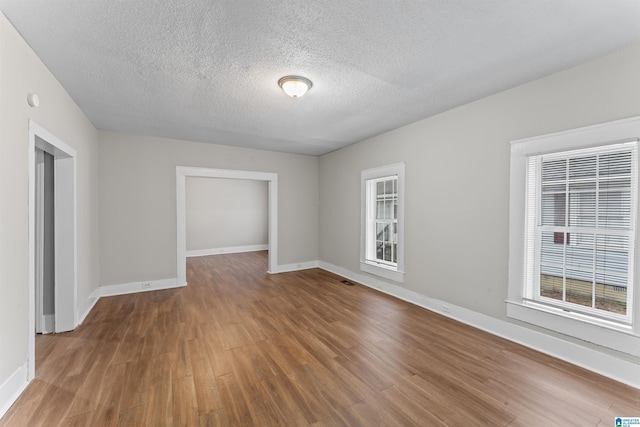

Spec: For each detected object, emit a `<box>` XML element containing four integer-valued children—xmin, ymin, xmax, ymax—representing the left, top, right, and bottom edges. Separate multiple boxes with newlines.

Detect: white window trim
<box><xmin>361</xmin><ymin>163</ymin><xmax>405</xmax><ymax>283</ymax></box>
<box><xmin>508</xmin><ymin>116</ymin><xmax>640</xmax><ymax>357</ymax></box>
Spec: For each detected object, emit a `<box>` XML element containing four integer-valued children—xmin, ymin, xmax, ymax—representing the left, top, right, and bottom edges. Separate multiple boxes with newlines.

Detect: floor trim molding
<box><xmin>318</xmin><ymin>261</ymin><xmax>640</xmax><ymax>389</ymax></box>
<box><xmin>0</xmin><ymin>362</ymin><xmax>29</xmax><ymax>420</ymax></box>
<box><xmin>271</xmin><ymin>260</ymin><xmax>320</xmax><ymax>274</ymax></box>
<box><xmin>77</xmin><ymin>287</ymin><xmax>100</xmax><ymax>325</ymax></box>
<box><xmin>100</xmin><ymin>277</ymin><xmax>185</xmax><ymax>297</ymax></box>
<box><xmin>187</xmin><ymin>244</ymin><xmax>268</xmax><ymax>258</ymax></box>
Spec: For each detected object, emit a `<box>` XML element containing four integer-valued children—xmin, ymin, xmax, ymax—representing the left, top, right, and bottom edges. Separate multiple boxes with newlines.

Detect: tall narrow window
<box><xmin>361</xmin><ymin>163</ymin><xmax>405</xmax><ymax>282</ymax></box>
<box><xmin>508</xmin><ymin>116</ymin><xmax>640</xmax><ymax>356</ymax></box>
<box><xmin>527</xmin><ymin>144</ymin><xmax>637</xmax><ymax>323</ymax></box>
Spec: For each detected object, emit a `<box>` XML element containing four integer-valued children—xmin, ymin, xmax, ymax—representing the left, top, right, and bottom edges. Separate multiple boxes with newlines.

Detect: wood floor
<box><xmin>1</xmin><ymin>251</ymin><xmax>638</xmax><ymax>426</ymax></box>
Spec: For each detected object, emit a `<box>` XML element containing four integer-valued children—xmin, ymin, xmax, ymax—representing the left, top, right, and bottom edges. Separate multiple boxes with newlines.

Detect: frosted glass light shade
<box><xmin>278</xmin><ymin>76</ymin><xmax>312</xmax><ymax>98</ymax></box>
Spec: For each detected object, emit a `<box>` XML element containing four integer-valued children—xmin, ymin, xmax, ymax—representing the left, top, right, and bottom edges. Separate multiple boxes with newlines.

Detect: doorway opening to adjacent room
<box><xmin>175</xmin><ymin>167</ymin><xmax>278</xmax><ymax>285</ymax></box>
<box><xmin>184</xmin><ymin>177</ymin><xmax>269</xmax><ymax>259</ymax></box>
<box><xmin>28</xmin><ymin>121</ymin><xmax>77</xmax><ymax>380</ymax></box>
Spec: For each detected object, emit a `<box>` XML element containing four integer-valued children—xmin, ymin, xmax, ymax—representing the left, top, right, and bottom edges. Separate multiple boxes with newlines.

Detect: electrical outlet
<box><xmin>142</xmin><ymin>282</ymin><xmax>151</xmax><ymax>289</ymax></box>
<box><xmin>442</xmin><ymin>304</ymin><xmax>450</xmax><ymax>313</ymax></box>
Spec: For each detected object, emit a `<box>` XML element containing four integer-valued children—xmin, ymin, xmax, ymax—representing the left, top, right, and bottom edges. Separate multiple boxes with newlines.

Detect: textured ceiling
<box><xmin>2</xmin><ymin>1</ymin><xmax>640</xmax><ymax>155</ymax></box>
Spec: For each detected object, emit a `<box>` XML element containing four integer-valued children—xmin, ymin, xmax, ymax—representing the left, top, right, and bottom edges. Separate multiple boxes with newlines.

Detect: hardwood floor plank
<box><xmin>2</xmin><ymin>251</ymin><xmax>638</xmax><ymax>426</ymax></box>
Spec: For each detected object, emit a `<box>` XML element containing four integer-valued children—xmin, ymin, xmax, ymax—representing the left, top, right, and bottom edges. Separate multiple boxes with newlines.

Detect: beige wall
<box><xmin>319</xmin><ymin>44</ymin><xmax>640</xmax><ymax>361</ymax></box>
<box><xmin>0</xmin><ymin>12</ymin><xmax>100</xmax><ymax>384</ymax></box>
<box><xmin>98</xmin><ymin>131</ymin><xmax>319</xmax><ymax>286</ymax></box>
<box><xmin>186</xmin><ymin>177</ymin><xmax>268</xmax><ymax>251</ymax></box>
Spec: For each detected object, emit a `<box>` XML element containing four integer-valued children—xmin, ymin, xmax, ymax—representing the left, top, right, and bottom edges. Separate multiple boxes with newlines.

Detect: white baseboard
<box><xmin>41</xmin><ymin>314</ymin><xmax>55</xmax><ymax>334</ymax></box>
<box><xmin>270</xmin><ymin>260</ymin><xmax>320</xmax><ymax>274</ymax></box>
<box><xmin>319</xmin><ymin>261</ymin><xmax>640</xmax><ymax>389</ymax></box>
<box><xmin>77</xmin><ymin>287</ymin><xmax>100</xmax><ymax>325</ymax></box>
<box><xmin>100</xmin><ymin>277</ymin><xmax>185</xmax><ymax>297</ymax></box>
<box><xmin>186</xmin><ymin>244</ymin><xmax>268</xmax><ymax>258</ymax></box>
<box><xmin>0</xmin><ymin>362</ymin><xmax>29</xmax><ymax>420</ymax></box>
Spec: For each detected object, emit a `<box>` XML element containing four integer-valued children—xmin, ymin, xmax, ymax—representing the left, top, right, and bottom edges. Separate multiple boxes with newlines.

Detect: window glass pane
<box><xmin>376</xmin><ymin>181</ymin><xmax>384</xmax><ymax>196</ymax></box>
<box><xmin>540</xmin><ymin>231</ymin><xmax>564</xmax><ymax>266</ymax></box>
<box><xmin>376</xmin><ymin>241</ymin><xmax>384</xmax><ymax>261</ymax></box>
<box><xmin>600</xmin><ymin>151</ymin><xmax>631</xmax><ymax>177</ymax></box>
<box><xmin>565</xmin><ymin>233</ymin><xmax>593</xmax><ymax>273</ymax></box>
<box><xmin>569</xmin><ymin>192</ymin><xmax>596</xmax><ymax>227</ymax></box>
<box><xmin>383</xmin><ymin>243</ymin><xmax>392</xmax><ymax>262</ymax></box>
<box><xmin>595</xmin><ymin>273</ymin><xmax>627</xmax><ymax>315</ymax></box>
<box><xmin>540</xmin><ymin>266</ymin><xmax>563</xmax><ymax>301</ymax></box>
<box><xmin>384</xmin><ymin>200</ymin><xmax>392</xmax><ymax>219</ymax></box>
<box><xmin>595</xmin><ymin>235</ymin><xmax>628</xmax><ymax>282</ymax></box>
<box><xmin>598</xmin><ymin>191</ymin><xmax>630</xmax><ymax>229</ymax></box>
<box><xmin>542</xmin><ymin>159</ymin><xmax>566</xmax><ymax>182</ymax></box>
<box><xmin>568</xmin><ymin>155</ymin><xmax>597</xmax><ymax>180</ymax></box>
<box><xmin>384</xmin><ymin>179</ymin><xmax>392</xmax><ymax>195</ymax></box>
<box><xmin>541</xmin><ymin>193</ymin><xmax>565</xmax><ymax>226</ymax></box>
<box><xmin>376</xmin><ymin>223</ymin><xmax>385</xmax><ymax>241</ymax></box>
<box><xmin>565</xmin><ymin>269</ymin><xmax>592</xmax><ymax>308</ymax></box>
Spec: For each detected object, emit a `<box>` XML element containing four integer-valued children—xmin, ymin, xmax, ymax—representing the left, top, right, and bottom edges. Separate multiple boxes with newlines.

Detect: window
<box><xmin>508</xmin><ymin>117</ymin><xmax>640</xmax><ymax>356</ymax></box>
<box><xmin>361</xmin><ymin>163</ymin><xmax>405</xmax><ymax>282</ymax></box>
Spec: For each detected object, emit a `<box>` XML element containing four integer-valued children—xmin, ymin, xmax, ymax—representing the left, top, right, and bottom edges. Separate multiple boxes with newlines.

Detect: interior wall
<box><xmin>98</xmin><ymin>131</ymin><xmax>319</xmax><ymax>286</ymax></box>
<box><xmin>319</xmin><ymin>43</ymin><xmax>640</xmax><ymax>363</ymax></box>
<box><xmin>0</xmin><ymin>11</ymin><xmax>100</xmax><ymax>387</ymax></box>
<box><xmin>186</xmin><ymin>177</ymin><xmax>268</xmax><ymax>252</ymax></box>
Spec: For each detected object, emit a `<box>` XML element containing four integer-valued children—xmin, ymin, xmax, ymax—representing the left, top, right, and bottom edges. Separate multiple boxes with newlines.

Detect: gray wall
<box><xmin>0</xmin><ymin>11</ymin><xmax>100</xmax><ymax>386</ymax></box>
<box><xmin>319</xmin><ymin>43</ymin><xmax>640</xmax><ymax>362</ymax></box>
<box><xmin>98</xmin><ymin>131</ymin><xmax>319</xmax><ymax>286</ymax></box>
<box><xmin>186</xmin><ymin>177</ymin><xmax>268</xmax><ymax>252</ymax></box>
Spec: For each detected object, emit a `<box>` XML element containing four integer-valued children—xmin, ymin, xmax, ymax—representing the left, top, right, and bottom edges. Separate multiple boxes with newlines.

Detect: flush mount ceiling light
<box><xmin>278</xmin><ymin>75</ymin><xmax>312</xmax><ymax>98</ymax></box>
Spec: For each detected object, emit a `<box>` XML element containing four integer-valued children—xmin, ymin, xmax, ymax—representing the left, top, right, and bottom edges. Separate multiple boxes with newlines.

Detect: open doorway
<box><xmin>28</xmin><ymin>121</ymin><xmax>77</xmax><ymax>379</ymax></box>
<box><xmin>176</xmin><ymin>167</ymin><xmax>278</xmax><ymax>285</ymax></box>
<box><xmin>185</xmin><ymin>177</ymin><xmax>268</xmax><ymax>257</ymax></box>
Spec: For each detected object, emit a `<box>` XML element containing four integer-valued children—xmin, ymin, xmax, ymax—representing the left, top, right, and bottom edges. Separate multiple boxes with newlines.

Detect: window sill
<box><xmin>506</xmin><ymin>300</ymin><xmax>639</xmax><ymax>357</ymax></box>
<box><xmin>360</xmin><ymin>261</ymin><xmax>404</xmax><ymax>283</ymax></box>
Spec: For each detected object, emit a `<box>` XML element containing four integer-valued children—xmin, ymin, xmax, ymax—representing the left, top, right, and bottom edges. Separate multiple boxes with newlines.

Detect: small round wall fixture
<box><xmin>278</xmin><ymin>75</ymin><xmax>312</xmax><ymax>98</ymax></box>
<box><xmin>27</xmin><ymin>93</ymin><xmax>40</xmax><ymax>107</ymax></box>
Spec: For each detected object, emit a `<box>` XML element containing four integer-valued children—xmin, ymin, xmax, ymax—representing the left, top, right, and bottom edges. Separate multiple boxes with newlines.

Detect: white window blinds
<box><xmin>524</xmin><ymin>141</ymin><xmax>637</xmax><ymax>324</ymax></box>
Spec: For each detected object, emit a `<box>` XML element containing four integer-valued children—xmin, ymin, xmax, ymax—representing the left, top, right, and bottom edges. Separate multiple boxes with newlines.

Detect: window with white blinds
<box><xmin>509</xmin><ymin>117</ymin><xmax>640</xmax><ymax>354</ymax></box>
<box><xmin>361</xmin><ymin>163</ymin><xmax>405</xmax><ymax>282</ymax></box>
<box><xmin>367</xmin><ymin>176</ymin><xmax>398</xmax><ymax>266</ymax></box>
<box><xmin>524</xmin><ymin>142</ymin><xmax>637</xmax><ymax>324</ymax></box>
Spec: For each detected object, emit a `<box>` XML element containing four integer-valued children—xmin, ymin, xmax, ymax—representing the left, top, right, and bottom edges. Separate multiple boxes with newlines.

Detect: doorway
<box><xmin>28</xmin><ymin>121</ymin><xmax>77</xmax><ymax>379</ymax></box>
<box><xmin>176</xmin><ymin>166</ymin><xmax>278</xmax><ymax>285</ymax></box>
<box><xmin>34</xmin><ymin>149</ymin><xmax>55</xmax><ymax>333</ymax></box>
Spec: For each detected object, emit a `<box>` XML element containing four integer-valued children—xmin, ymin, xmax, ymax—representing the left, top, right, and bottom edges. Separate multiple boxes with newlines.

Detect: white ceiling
<box><xmin>2</xmin><ymin>1</ymin><xmax>640</xmax><ymax>156</ymax></box>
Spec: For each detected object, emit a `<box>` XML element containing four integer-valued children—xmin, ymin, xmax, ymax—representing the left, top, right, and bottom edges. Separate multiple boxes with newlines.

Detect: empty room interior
<box><xmin>1</xmin><ymin>1</ymin><xmax>640</xmax><ymax>425</ymax></box>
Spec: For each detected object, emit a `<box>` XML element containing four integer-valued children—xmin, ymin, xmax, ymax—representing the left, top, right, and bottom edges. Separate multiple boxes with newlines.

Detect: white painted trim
<box><xmin>319</xmin><ymin>261</ymin><xmax>640</xmax><ymax>389</ymax></box>
<box><xmin>509</xmin><ymin>116</ymin><xmax>640</xmax><ymax>356</ymax></box>
<box><xmin>77</xmin><ymin>287</ymin><xmax>100</xmax><ymax>325</ymax></box>
<box><xmin>360</xmin><ymin>261</ymin><xmax>405</xmax><ymax>283</ymax></box>
<box><xmin>360</xmin><ymin>163</ymin><xmax>405</xmax><ymax>282</ymax></box>
<box><xmin>506</xmin><ymin>302</ymin><xmax>640</xmax><ymax>357</ymax></box>
<box><xmin>176</xmin><ymin>166</ymin><xmax>278</xmax><ymax>281</ymax></box>
<box><xmin>0</xmin><ymin>362</ymin><xmax>29</xmax><ymax>420</ymax></box>
<box><xmin>186</xmin><ymin>244</ymin><xmax>268</xmax><ymax>258</ymax></box>
<box><xmin>272</xmin><ymin>260</ymin><xmax>320</xmax><ymax>274</ymax></box>
<box><xmin>100</xmin><ymin>278</ymin><xmax>185</xmax><ymax>297</ymax></box>
<box><xmin>28</xmin><ymin>121</ymin><xmax>78</xmax><ymax>381</ymax></box>
<box><xmin>41</xmin><ymin>314</ymin><xmax>55</xmax><ymax>334</ymax></box>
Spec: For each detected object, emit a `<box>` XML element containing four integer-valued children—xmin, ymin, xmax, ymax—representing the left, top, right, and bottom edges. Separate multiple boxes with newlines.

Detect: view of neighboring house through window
<box><xmin>506</xmin><ymin>117</ymin><xmax>640</xmax><ymax>357</ymax></box>
<box><xmin>361</xmin><ymin>163</ymin><xmax>405</xmax><ymax>282</ymax></box>
<box><xmin>372</xmin><ymin>176</ymin><xmax>398</xmax><ymax>265</ymax></box>
<box><xmin>509</xmin><ymin>118</ymin><xmax>640</xmax><ymax>356</ymax></box>
<box><xmin>532</xmin><ymin>145</ymin><xmax>636</xmax><ymax>322</ymax></box>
